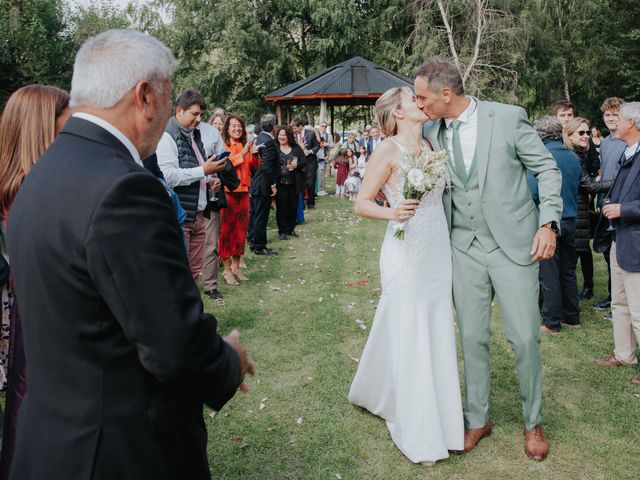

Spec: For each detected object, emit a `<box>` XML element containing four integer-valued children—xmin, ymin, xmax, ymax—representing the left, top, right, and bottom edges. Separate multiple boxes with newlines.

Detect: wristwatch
<box><xmin>542</xmin><ymin>221</ymin><xmax>559</xmax><ymax>235</ymax></box>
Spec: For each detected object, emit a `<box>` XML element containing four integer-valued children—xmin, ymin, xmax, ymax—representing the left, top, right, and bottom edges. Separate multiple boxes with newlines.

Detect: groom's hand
<box><xmin>530</xmin><ymin>227</ymin><xmax>556</xmax><ymax>261</ymax></box>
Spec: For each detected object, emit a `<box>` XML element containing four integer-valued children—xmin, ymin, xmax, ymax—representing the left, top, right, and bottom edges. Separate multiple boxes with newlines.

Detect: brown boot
<box><xmin>524</xmin><ymin>424</ymin><xmax>548</xmax><ymax>461</ymax></box>
<box><xmin>450</xmin><ymin>420</ymin><xmax>492</xmax><ymax>454</ymax></box>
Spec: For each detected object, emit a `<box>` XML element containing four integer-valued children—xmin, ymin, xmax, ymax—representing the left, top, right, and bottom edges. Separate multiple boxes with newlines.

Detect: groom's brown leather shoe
<box><xmin>450</xmin><ymin>420</ymin><xmax>492</xmax><ymax>454</ymax></box>
<box><xmin>524</xmin><ymin>424</ymin><xmax>548</xmax><ymax>461</ymax></box>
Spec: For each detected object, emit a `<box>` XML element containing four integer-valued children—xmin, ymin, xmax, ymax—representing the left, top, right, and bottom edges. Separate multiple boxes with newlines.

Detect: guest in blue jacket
<box><xmin>594</xmin><ymin>102</ymin><xmax>640</xmax><ymax>386</ymax></box>
<box><xmin>530</xmin><ymin>116</ymin><xmax>581</xmax><ymax>333</ymax></box>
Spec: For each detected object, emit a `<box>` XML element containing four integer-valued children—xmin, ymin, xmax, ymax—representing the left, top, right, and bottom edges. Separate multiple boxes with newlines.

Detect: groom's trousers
<box><xmin>452</xmin><ymin>239</ymin><xmax>542</xmax><ymax>432</ymax></box>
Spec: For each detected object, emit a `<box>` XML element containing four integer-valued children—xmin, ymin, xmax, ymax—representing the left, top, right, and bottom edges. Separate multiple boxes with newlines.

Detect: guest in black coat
<box><xmin>293</xmin><ymin>117</ymin><xmax>320</xmax><ymax>209</ymax></box>
<box><xmin>563</xmin><ymin>117</ymin><xmax>613</xmax><ymax>299</ymax></box>
<box><xmin>275</xmin><ymin>126</ymin><xmax>307</xmax><ymax>239</ymax></box>
<box><xmin>6</xmin><ymin>30</ymin><xmax>253</xmax><ymax>480</ymax></box>
<box><xmin>247</xmin><ymin>113</ymin><xmax>280</xmax><ymax>256</ymax></box>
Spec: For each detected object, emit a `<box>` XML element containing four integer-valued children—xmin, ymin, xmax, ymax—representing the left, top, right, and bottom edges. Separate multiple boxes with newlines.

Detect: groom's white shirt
<box><xmin>444</xmin><ymin>96</ymin><xmax>478</xmax><ymax>171</ymax></box>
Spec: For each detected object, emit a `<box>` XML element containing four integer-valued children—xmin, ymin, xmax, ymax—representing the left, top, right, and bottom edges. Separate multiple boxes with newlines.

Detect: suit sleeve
<box><xmin>513</xmin><ymin>107</ymin><xmax>563</xmax><ymax>227</ymax></box>
<box><xmin>262</xmin><ymin>140</ymin><xmax>279</xmax><ymax>186</ymax></box>
<box><xmin>307</xmin><ymin>131</ymin><xmax>320</xmax><ymax>155</ymax></box>
<box><xmin>219</xmin><ymin>159</ymin><xmax>240</xmax><ymax>191</ymax></box>
<box><xmin>85</xmin><ymin>172</ymin><xmax>241</xmax><ymax>410</ymax></box>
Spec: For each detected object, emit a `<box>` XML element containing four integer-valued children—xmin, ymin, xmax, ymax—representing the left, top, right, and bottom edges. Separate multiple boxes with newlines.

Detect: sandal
<box><xmin>223</xmin><ymin>271</ymin><xmax>239</xmax><ymax>286</ymax></box>
<box><xmin>232</xmin><ymin>270</ymin><xmax>248</xmax><ymax>282</ymax></box>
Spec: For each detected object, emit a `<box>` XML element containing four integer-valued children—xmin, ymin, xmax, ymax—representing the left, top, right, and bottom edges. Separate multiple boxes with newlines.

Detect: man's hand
<box><xmin>271</xmin><ymin>185</ymin><xmax>277</xmax><ymax>197</ymax></box>
<box><xmin>203</xmin><ymin>157</ymin><xmax>227</xmax><ymax>175</ymax></box>
<box><xmin>603</xmin><ymin>203</ymin><xmax>622</xmax><ymax>219</ymax></box>
<box><xmin>530</xmin><ymin>226</ymin><xmax>557</xmax><ymax>261</ymax></box>
<box><xmin>223</xmin><ymin>330</ymin><xmax>255</xmax><ymax>393</ymax></box>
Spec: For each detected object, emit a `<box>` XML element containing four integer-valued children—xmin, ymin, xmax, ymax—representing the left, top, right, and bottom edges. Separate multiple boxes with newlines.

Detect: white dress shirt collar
<box><xmin>624</xmin><ymin>141</ymin><xmax>639</xmax><ymax>160</ymax></box>
<box><xmin>73</xmin><ymin>112</ymin><xmax>142</xmax><ymax>166</ymax></box>
<box><xmin>444</xmin><ymin>96</ymin><xmax>477</xmax><ymax>128</ymax></box>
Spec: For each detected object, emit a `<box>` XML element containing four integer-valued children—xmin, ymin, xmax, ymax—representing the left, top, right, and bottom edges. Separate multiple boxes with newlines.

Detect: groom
<box><xmin>415</xmin><ymin>59</ymin><xmax>562</xmax><ymax>461</ymax></box>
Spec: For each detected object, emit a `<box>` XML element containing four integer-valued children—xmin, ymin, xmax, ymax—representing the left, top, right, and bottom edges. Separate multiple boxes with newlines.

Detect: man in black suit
<box><xmin>594</xmin><ymin>101</ymin><xmax>640</xmax><ymax>386</ymax></box>
<box><xmin>248</xmin><ymin>113</ymin><xmax>279</xmax><ymax>256</ymax></box>
<box><xmin>293</xmin><ymin>117</ymin><xmax>321</xmax><ymax>209</ymax></box>
<box><xmin>6</xmin><ymin>29</ymin><xmax>253</xmax><ymax>480</ymax></box>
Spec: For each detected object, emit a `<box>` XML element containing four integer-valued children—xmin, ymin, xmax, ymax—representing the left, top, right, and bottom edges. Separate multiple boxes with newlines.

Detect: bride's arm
<box><xmin>354</xmin><ymin>142</ymin><xmax>419</xmax><ymax>222</ymax></box>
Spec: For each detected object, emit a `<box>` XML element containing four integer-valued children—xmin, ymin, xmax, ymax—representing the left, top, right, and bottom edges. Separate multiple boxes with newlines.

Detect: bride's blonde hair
<box><xmin>375</xmin><ymin>86</ymin><xmax>413</xmax><ymax>137</ymax></box>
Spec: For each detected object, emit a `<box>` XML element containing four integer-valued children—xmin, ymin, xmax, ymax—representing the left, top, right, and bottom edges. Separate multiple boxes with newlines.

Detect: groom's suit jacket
<box><xmin>7</xmin><ymin>117</ymin><xmax>241</xmax><ymax>480</ymax></box>
<box><xmin>423</xmin><ymin>100</ymin><xmax>563</xmax><ymax>266</ymax></box>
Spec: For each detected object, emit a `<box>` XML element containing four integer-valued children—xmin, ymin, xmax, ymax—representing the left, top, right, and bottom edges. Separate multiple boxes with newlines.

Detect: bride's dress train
<box><xmin>348</xmin><ymin>141</ymin><xmax>464</xmax><ymax>463</ymax></box>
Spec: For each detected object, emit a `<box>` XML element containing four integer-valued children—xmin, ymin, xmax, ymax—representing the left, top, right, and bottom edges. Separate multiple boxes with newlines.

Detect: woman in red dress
<box><xmin>218</xmin><ymin>115</ymin><xmax>258</xmax><ymax>285</ymax></box>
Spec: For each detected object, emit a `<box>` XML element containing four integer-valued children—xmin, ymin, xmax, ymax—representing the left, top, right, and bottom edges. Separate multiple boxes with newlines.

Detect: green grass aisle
<box><xmin>202</xmin><ymin>190</ymin><xmax>640</xmax><ymax>480</ymax></box>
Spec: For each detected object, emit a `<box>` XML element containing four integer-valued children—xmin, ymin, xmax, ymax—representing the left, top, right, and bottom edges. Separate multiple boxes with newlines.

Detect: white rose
<box><xmin>407</xmin><ymin>168</ymin><xmax>426</xmax><ymax>188</ymax></box>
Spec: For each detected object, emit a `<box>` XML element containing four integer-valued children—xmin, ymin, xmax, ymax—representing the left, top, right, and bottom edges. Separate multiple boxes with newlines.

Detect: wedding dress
<box><xmin>348</xmin><ymin>139</ymin><xmax>464</xmax><ymax>463</ymax></box>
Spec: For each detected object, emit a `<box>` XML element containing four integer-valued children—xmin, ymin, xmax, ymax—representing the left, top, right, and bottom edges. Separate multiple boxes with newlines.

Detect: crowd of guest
<box><xmin>531</xmin><ymin>97</ymin><xmax>640</xmax><ymax>386</ymax></box>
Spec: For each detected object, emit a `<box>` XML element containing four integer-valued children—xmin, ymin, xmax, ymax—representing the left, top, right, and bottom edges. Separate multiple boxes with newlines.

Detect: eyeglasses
<box><xmin>577</xmin><ymin>130</ymin><xmax>591</xmax><ymax>137</ymax></box>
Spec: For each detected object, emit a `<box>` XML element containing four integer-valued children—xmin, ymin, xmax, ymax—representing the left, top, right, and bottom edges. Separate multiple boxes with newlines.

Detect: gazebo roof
<box><xmin>264</xmin><ymin>56</ymin><xmax>413</xmax><ymax>106</ymax></box>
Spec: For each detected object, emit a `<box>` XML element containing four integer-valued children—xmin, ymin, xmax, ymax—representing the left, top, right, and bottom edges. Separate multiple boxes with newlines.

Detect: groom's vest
<box><xmin>440</xmin><ymin>123</ymin><xmax>499</xmax><ymax>254</ymax></box>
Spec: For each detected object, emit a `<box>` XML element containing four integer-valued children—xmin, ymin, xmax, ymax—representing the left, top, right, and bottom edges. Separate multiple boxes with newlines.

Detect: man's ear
<box><xmin>442</xmin><ymin>88</ymin><xmax>453</xmax><ymax>104</ymax></box>
<box><xmin>134</xmin><ymin>80</ymin><xmax>156</xmax><ymax>119</ymax></box>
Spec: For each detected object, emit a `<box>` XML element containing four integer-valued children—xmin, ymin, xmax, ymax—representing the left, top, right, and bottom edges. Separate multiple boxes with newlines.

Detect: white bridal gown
<box><xmin>348</xmin><ymin>140</ymin><xmax>464</xmax><ymax>463</ymax></box>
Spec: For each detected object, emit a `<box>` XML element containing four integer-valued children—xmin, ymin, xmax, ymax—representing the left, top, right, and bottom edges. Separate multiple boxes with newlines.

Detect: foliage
<box><xmin>1</xmin><ymin>0</ymin><xmax>638</xmax><ymax>126</ymax></box>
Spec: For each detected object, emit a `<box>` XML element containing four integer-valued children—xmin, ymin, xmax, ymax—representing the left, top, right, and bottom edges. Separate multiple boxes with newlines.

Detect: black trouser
<box><xmin>248</xmin><ymin>194</ymin><xmax>271</xmax><ymax>250</ymax></box>
<box><xmin>275</xmin><ymin>183</ymin><xmax>297</xmax><ymax>234</ymax></box>
<box><xmin>539</xmin><ymin>219</ymin><xmax>580</xmax><ymax>330</ymax></box>
<box><xmin>603</xmin><ymin>248</ymin><xmax>611</xmax><ymax>297</ymax></box>
<box><xmin>305</xmin><ymin>159</ymin><xmax>318</xmax><ymax>207</ymax></box>
<box><xmin>576</xmin><ymin>249</ymin><xmax>594</xmax><ymax>289</ymax></box>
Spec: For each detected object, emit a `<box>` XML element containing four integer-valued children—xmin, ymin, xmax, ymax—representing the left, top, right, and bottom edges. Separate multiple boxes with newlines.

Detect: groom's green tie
<box><xmin>450</xmin><ymin>120</ymin><xmax>467</xmax><ymax>181</ymax></box>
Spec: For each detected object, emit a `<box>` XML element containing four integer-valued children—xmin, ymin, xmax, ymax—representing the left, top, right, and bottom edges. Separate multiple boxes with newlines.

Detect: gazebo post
<box><xmin>330</xmin><ymin>105</ymin><xmax>335</xmax><ymax>140</ymax></box>
<box><xmin>319</xmin><ymin>99</ymin><xmax>327</xmax><ymax>123</ymax></box>
<box><xmin>275</xmin><ymin>104</ymin><xmax>282</xmax><ymax>125</ymax></box>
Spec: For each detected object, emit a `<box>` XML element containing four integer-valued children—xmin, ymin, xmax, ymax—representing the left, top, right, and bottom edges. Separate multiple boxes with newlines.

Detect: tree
<box><xmin>408</xmin><ymin>0</ymin><xmax>528</xmax><ymax>103</ymax></box>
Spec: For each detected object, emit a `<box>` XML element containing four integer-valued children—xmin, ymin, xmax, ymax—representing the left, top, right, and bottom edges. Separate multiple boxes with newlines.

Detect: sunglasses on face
<box><xmin>577</xmin><ymin>130</ymin><xmax>591</xmax><ymax>137</ymax></box>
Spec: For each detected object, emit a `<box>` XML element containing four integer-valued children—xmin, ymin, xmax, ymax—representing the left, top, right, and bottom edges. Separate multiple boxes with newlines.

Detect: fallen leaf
<box><xmin>318</xmin><ymin>297</ymin><xmax>323</xmax><ymax>302</ymax></box>
<box><xmin>267</xmin><ymin>310</ymin><xmax>274</xmax><ymax>317</ymax></box>
<box><xmin>209</xmin><ymin>411</ymin><xmax>218</xmax><ymax>418</ymax></box>
<box><xmin>259</xmin><ymin>398</ymin><xmax>268</xmax><ymax>410</ymax></box>
<box><xmin>232</xmin><ymin>435</ymin><xmax>242</xmax><ymax>441</ymax></box>
<box><xmin>336</xmin><ymin>474</ymin><xmax>343</xmax><ymax>480</ymax></box>
<box><xmin>348</xmin><ymin>354</ymin><xmax>360</xmax><ymax>363</ymax></box>
<box><xmin>269</xmin><ymin>285</ymin><xmax>281</xmax><ymax>291</ymax></box>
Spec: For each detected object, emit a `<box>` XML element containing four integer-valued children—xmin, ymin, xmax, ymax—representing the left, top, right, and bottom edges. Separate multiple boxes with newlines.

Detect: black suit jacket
<box><xmin>250</xmin><ymin>131</ymin><xmax>279</xmax><ymax>196</ymax></box>
<box><xmin>301</xmin><ymin>129</ymin><xmax>320</xmax><ymax>186</ymax></box>
<box><xmin>7</xmin><ymin>117</ymin><xmax>241</xmax><ymax>480</ymax></box>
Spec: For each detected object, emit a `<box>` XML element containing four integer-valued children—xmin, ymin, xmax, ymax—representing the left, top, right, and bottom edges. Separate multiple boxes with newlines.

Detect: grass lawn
<box><xmin>202</xmin><ymin>183</ymin><xmax>640</xmax><ymax>480</ymax></box>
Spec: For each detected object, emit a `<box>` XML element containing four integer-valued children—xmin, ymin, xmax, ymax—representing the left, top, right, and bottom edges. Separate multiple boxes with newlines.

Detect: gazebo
<box><xmin>264</xmin><ymin>56</ymin><xmax>413</xmax><ymax>133</ymax></box>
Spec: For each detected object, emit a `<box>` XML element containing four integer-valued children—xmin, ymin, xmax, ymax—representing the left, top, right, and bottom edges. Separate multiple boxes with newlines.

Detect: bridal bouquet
<box><xmin>393</xmin><ymin>149</ymin><xmax>449</xmax><ymax>240</ymax></box>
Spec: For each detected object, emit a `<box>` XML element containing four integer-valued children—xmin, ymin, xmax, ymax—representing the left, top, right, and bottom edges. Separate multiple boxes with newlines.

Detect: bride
<box><xmin>348</xmin><ymin>86</ymin><xmax>464</xmax><ymax>464</ymax></box>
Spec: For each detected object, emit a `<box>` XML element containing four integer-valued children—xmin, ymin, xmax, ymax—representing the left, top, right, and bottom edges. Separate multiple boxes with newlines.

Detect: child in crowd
<box><xmin>344</xmin><ymin>171</ymin><xmax>361</xmax><ymax>202</ymax></box>
<box><xmin>334</xmin><ymin>147</ymin><xmax>349</xmax><ymax>198</ymax></box>
<box><xmin>357</xmin><ymin>144</ymin><xmax>367</xmax><ymax>178</ymax></box>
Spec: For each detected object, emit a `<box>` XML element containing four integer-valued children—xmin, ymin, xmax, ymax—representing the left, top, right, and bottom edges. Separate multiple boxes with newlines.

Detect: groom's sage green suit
<box><xmin>423</xmin><ymin>99</ymin><xmax>562</xmax><ymax>431</ymax></box>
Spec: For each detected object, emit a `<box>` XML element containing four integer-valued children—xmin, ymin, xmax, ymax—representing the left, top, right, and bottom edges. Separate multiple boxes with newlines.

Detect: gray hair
<box><xmin>533</xmin><ymin>115</ymin><xmax>563</xmax><ymax>141</ymax></box>
<box><xmin>414</xmin><ymin>58</ymin><xmax>464</xmax><ymax>96</ymax></box>
<box><xmin>260</xmin><ymin>113</ymin><xmax>277</xmax><ymax>133</ymax></box>
<box><xmin>620</xmin><ymin>102</ymin><xmax>640</xmax><ymax>129</ymax></box>
<box><xmin>70</xmin><ymin>29</ymin><xmax>176</xmax><ymax>109</ymax></box>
